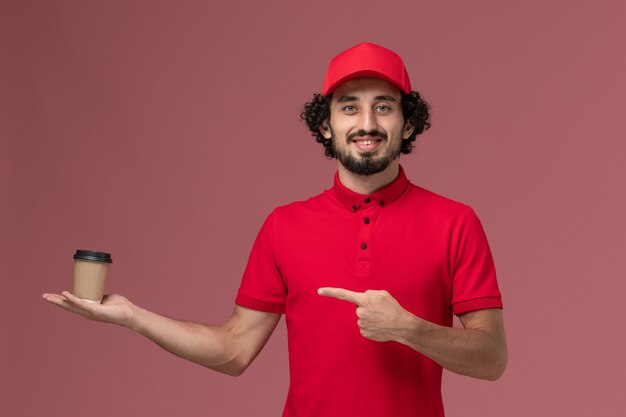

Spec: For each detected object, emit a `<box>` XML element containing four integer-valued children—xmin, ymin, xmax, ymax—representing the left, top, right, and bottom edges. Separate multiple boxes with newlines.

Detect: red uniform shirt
<box><xmin>235</xmin><ymin>166</ymin><xmax>502</xmax><ymax>417</ymax></box>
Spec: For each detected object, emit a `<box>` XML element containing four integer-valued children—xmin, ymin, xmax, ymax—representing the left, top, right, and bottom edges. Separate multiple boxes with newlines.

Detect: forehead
<box><xmin>331</xmin><ymin>77</ymin><xmax>402</xmax><ymax>102</ymax></box>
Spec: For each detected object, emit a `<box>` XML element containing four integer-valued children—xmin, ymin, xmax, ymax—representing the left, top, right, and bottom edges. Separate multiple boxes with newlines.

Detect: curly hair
<box><xmin>300</xmin><ymin>91</ymin><xmax>431</xmax><ymax>158</ymax></box>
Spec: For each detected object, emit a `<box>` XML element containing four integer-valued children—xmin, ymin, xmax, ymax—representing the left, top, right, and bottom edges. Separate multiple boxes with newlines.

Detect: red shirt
<box><xmin>235</xmin><ymin>166</ymin><xmax>502</xmax><ymax>417</ymax></box>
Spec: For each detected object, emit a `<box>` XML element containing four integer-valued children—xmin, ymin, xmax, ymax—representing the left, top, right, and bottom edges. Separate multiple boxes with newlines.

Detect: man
<box><xmin>43</xmin><ymin>42</ymin><xmax>506</xmax><ymax>417</ymax></box>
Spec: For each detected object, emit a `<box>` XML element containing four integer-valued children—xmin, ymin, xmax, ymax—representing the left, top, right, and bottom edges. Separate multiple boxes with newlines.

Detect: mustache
<box><xmin>347</xmin><ymin>130</ymin><xmax>388</xmax><ymax>142</ymax></box>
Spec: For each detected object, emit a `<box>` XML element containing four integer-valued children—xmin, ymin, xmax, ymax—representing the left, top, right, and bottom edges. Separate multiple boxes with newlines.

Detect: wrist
<box><xmin>126</xmin><ymin>304</ymin><xmax>143</xmax><ymax>332</ymax></box>
<box><xmin>395</xmin><ymin>311</ymin><xmax>424</xmax><ymax>345</ymax></box>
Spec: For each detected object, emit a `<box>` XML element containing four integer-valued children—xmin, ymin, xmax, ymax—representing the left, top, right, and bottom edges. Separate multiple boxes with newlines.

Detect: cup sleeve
<box><xmin>451</xmin><ymin>206</ymin><xmax>503</xmax><ymax>315</ymax></box>
<box><xmin>235</xmin><ymin>211</ymin><xmax>287</xmax><ymax>314</ymax></box>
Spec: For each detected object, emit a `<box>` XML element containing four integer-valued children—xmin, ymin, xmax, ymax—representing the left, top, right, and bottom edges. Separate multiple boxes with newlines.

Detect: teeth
<box><xmin>357</xmin><ymin>140</ymin><xmax>376</xmax><ymax>145</ymax></box>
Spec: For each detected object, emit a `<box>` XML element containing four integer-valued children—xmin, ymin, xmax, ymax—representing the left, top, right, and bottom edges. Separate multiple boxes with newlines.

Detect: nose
<box><xmin>357</xmin><ymin>107</ymin><xmax>378</xmax><ymax>133</ymax></box>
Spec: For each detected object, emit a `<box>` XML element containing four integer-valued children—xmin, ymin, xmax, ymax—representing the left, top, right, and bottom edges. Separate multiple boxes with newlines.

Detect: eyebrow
<box><xmin>374</xmin><ymin>95</ymin><xmax>398</xmax><ymax>102</ymax></box>
<box><xmin>336</xmin><ymin>95</ymin><xmax>398</xmax><ymax>103</ymax></box>
<box><xmin>336</xmin><ymin>95</ymin><xmax>358</xmax><ymax>103</ymax></box>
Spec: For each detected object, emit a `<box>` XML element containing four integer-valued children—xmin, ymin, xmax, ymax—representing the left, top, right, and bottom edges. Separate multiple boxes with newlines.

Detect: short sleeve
<box><xmin>451</xmin><ymin>206</ymin><xmax>503</xmax><ymax>315</ymax></box>
<box><xmin>235</xmin><ymin>211</ymin><xmax>287</xmax><ymax>314</ymax></box>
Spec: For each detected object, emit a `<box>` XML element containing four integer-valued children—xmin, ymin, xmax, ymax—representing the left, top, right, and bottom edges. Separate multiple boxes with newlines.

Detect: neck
<box><xmin>337</xmin><ymin>161</ymin><xmax>400</xmax><ymax>195</ymax></box>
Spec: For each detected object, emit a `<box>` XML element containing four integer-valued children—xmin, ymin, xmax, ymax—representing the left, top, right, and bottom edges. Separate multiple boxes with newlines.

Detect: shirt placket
<box><xmin>355</xmin><ymin>196</ymin><xmax>382</xmax><ymax>277</ymax></box>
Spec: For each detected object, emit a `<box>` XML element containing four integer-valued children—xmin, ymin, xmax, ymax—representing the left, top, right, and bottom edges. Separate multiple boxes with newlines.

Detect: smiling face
<box><xmin>320</xmin><ymin>77</ymin><xmax>414</xmax><ymax>176</ymax></box>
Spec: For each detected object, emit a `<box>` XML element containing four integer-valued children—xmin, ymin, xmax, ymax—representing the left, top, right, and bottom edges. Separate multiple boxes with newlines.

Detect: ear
<box><xmin>319</xmin><ymin>120</ymin><xmax>332</xmax><ymax>139</ymax></box>
<box><xmin>402</xmin><ymin>121</ymin><xmax>414</xmax><ymax>140</ymax></box>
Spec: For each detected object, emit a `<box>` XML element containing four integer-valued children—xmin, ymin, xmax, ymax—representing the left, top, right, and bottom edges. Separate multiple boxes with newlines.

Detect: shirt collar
<box><xmin>332</xmin><ymin>165</ymin><xmax>410</xmax><ymax>212</ymax></box>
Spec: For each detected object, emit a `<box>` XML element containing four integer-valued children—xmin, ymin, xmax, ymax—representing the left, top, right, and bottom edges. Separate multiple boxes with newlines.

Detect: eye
<box><xmin>342</xmin><ymin>105</ymin><xmax>357</xmax><ymax>113</ymax></box>
<box><xmin>375</xmin><ymin>104</ymin><xmax>392</xmax><ymax>112</ymax></box>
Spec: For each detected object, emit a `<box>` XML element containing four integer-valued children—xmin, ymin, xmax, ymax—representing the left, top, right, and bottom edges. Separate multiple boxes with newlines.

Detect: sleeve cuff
<box><xmin>453</xmin><ymin>296</ymin><xmax>503</xmax><ymax>316</ymax></box>
<box><xmin>235</xmin><ymin>293</ymin><xmax>286</xmax><ymax>314</ymax></box>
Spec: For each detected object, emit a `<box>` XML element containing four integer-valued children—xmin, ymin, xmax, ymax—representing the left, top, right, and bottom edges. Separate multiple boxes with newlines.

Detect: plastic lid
<box><xmin>73</xmin><ymin>250</ymin><xmax>113</xmax><ymax>263</ymax></box>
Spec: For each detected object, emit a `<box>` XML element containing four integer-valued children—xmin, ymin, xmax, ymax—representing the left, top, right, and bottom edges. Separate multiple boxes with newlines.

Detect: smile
<box><xmin>351</xmin><ymin>137</ymin><xmax>383</xmax><ymax>152</ymax></box>
<box><xmin>353</xmin><ymin>140</ymin><xmax>379</xmax><ymax>145</ymax></box>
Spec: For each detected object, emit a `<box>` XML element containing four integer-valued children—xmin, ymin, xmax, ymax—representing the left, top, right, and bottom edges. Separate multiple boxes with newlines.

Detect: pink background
<box><xmin>2</xmin><ymin>1</ymin><xmax>625</xmax><ymax>416</ymax></box>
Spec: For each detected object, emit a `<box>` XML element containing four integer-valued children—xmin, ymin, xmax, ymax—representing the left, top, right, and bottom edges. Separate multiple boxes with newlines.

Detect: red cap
<box><xmin>322</xmin><ymin>42</ymin><xmax>412</xmax><ymax>95</ymax></box>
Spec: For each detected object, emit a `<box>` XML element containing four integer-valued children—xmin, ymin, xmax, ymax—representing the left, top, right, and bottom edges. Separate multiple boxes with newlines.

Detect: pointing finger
<box><xmin>318</xmin><ymin>287</ymin><xmax>364</xmax><ymax>305</ymax></box>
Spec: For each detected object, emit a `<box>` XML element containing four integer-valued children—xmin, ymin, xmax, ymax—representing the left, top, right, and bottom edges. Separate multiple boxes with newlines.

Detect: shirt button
<box><xmin>361</xmin><ymin>243</ymin><xmax>367</xmax><ymax>250</ymax></box>
<box><xmin>364</xmin><ymin>198</ymin><xmax>371</xmax><ymax>204</ymax></box>
<box><xmin>364</xmin><ymin>218</ymin><xmax>370</xmax><ymax>224</ymax></box>
<box><xmin>380</xmin><ymin>201</ymin><xmax>385</xmax><ymax>206</ymax></box>
<box><xmin>351</xmin><ymin>205</ymin><xmax>357</xmax><ymax>211</ymax></box>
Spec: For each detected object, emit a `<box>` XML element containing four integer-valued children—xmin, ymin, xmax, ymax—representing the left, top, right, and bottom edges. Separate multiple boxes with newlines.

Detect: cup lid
<box><xmin>73</xmin><ymin>250</ymin><xmax>113</xmax><ymax>263</ymax></box>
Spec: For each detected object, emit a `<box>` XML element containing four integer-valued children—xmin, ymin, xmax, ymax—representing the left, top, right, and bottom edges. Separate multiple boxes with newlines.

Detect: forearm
<box><xmin>129</xmin><ymin>306</ymin><xmax>241</xmax><ymax>375</ymax></box>
<box><xmin>317</xmin><ymin>288</ymin><xmax>507</xmax><ymax>380</ymax></box>
<box><xmin>43</xmin><ymin>291</ymin><xmax>279</xmax><ymax>376</ymax></box>
<box><xmin>398</xmin><ymin>312</ymin><xmax>507</xmax><ymax>380</ymax></box>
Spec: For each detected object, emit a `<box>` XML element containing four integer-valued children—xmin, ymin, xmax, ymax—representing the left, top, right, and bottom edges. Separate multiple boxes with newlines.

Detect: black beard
<box><xmin>331</xmin><ymin>130</ymin><xmax>401</xmax><ymax>176</ymax></box>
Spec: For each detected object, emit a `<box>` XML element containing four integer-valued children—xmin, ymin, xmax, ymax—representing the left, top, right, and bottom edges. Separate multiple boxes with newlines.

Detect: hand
<box><xmin>42</xmin><ymin>291</ymin><xmax>136</xmax><ymax>328</ymax></box>
<box><xmin>317</xmin><ymin>287</ymin><xmax>416</xmax><ymax>342</ymax></box>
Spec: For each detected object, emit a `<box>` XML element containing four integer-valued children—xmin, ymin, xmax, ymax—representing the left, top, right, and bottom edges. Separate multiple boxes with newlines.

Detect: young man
<box><xmin>44</xmin><ymin>42</ymin><xmax>506</xmax><ymax>417</ymax></box>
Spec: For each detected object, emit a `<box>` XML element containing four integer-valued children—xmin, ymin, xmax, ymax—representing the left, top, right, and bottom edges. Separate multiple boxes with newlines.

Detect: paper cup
<box><xmin>72</xmin><ymin>250</ymin><xmax>112</xmax><ymax>303</ymax></box>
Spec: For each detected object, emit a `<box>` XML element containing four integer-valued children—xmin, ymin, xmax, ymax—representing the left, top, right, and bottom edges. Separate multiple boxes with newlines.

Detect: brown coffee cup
<box><xmin>72</xmin><ymin>250</ymin><xmax>112</xmax><ymax>303</ymax></box>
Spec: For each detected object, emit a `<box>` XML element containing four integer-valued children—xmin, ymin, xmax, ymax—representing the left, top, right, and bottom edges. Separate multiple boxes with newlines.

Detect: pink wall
<box><xmin>2</xmin><ymin>1</ymin><xmax>625</xmax><ymax>416</ymax></box>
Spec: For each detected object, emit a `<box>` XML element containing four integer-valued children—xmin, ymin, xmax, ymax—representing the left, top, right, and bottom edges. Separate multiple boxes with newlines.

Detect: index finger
<box><xmin>318</xmin><ymin>287</ymin><xmax>364</xmax><ymax>305</ymax></box>
<box><xmin>42</xmin><ymin>291</ymin><xmax>95</xmax><ymax>318</ymax></box>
